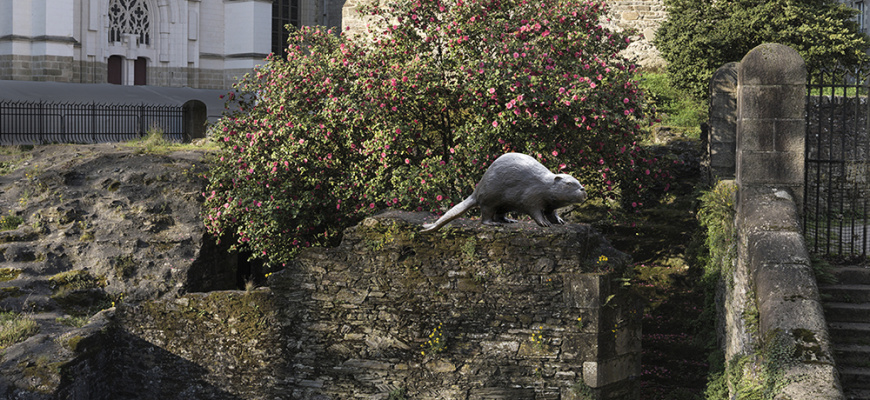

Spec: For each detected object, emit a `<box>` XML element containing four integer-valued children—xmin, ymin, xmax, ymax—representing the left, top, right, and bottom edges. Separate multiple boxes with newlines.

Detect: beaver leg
<box><xmin>529</xmin><ymin>209</ymin><xmax>552</xmax><ymax>227</ymax></box>
<box><xmin>493</xmin><ymin>213</ymin><xmax>518</xmax><ymax>224</ymax></box>
<box><xmin>480</xmin><ymin>206</ymin><xmax>499</xmax><ymax>225</ymax></box>
<box><xmin>546</xmin><ymin>210</ymin><xmax>565</xmax><ymax>225</ymax></box>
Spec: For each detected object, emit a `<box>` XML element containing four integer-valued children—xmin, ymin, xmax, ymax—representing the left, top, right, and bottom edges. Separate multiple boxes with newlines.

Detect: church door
<box><xmin>134</xmin><ymin>57</ymin><xmax>147</xmax><ymax>85</ymax></box>
<box><xmin>108</xmin><ymin>55</ymin><xmax>123</xmax><ymax>85</ymax></box>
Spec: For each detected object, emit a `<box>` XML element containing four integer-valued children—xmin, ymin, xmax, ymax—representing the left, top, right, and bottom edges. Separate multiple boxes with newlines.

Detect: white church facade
<box><xmin>0</xmin><ymin>0</ymin><xmax>348</xmax><ymax>89</ymax></box>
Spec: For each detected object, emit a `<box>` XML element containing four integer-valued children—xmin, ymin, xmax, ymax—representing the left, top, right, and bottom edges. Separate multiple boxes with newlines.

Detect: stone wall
<box><xmin>0</xmin><ymin>55</ymin><xmax>75</xmax><ymax>82</ymax></box>
<box><xmin>604</xmin><ymin>0</ymin><xmax>666</xmax><ymax>68</ymax></box>
<box><xmin>715</xmin><ymin>43</ymin><xmax>843</xmax><ymax>399</ymax></box>
<box><xmin>60</xmin><ymin>211</ymin><xmax>641</xmax><ymax>399</ymax></box>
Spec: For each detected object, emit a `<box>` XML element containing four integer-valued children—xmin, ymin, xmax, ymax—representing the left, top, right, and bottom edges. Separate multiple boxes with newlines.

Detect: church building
<box><xmin>0</xmin><ymin>0</ymin><xmax>347</xmax><ymax>89</ymax></box>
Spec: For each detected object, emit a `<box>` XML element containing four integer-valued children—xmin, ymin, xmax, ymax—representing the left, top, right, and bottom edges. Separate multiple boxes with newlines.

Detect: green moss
<box><xmin>0</xmin><ymin>267</ymin><xmax>21</xmax><ymax>282</ymax></box>
<box><xmin>49</xmin><ymin>270</ymin><xmax>111</xmax><ymax>317</ymax></box>
<box><xmin>0</xmin><ymin>311</ymin><xmax>39</xmax><ymax>349</ymax></box>
<box><xmin>19</xmin><ymin>356</ymin><xmax>63</xmax><ymax>394</ymax></box>
<box><xmin>791</xmin><ymin>328</ymin><xmax>823</xmax><ymax>361</ymax></box>
<box><xmin>64</xmin><ymin>335</ymin><xmax>84</xmax><ymax>352</ymax></box>
<box><xmin>112</xmin><ymin>255</ymin><xmax>137</xmax><ymax>279</ymax></box>
<box><xmin>106</xmin><ymin>180</ymin><xmax>121</xmax><ymax>192</ymax></box>
<box><xmin>49</xmin><ymin>270</ymin><xmax>107</xmax><ymax>292</ymax></box>
<box><xmin>0</xmin><ymin>287</ymin><xmax>22</xmax><ymax>300</ymax></box>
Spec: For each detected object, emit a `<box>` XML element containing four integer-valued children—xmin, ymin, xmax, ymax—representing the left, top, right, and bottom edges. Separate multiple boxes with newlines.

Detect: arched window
<box><xmin>108</xmin><ymin>0</ymin><xmax>151</xmax><ymax>45</ymax></box>
<box><xmin>272</xmin><ymin>0</ymin><xmax>300</xmax><ymax>58</ymax></box>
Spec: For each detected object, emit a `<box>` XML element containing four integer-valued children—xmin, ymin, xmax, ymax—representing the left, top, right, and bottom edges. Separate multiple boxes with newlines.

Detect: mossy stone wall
<box><xmin>82</xmin><ymin>211</ymin><xmax>640</xmax><ymax>399</ymax></box>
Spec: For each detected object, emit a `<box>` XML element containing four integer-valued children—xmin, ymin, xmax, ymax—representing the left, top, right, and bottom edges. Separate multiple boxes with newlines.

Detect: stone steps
<box><xmin>820</xmin><ymin>285</ymin><xmax>870</xmax><ymax>303</ymax></box>
<box><xmin>845</xmin><ymin>389</ymin><xmax>870</xmax><ymax>400</ymax></box>
<box><xmin>841</xmin><ymin>368</ymin><xmax>870</xmax><ymax>390</ymax></box>
<box><xmin>821</xmin><ymin>265</ymin><xmax>870</xmax><ymax>398</ymax></box>
<box><xmin>824</xmin><ymin>303</ymin><xmax>870</xmax><ymax>323</ymax></box>
<box><xmin>828</xmin><ymin>322</ymin><xmax>870</xmax><ymax>346</ymax></box>
<box><xmin>834</xmin><ymin>344</ymin><xmax>870</xmax><ymax>367</ymax></box>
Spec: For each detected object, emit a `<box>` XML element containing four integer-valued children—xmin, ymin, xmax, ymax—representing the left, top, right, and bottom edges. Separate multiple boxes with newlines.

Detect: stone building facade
<box><xmin>0</xmin><ymin>0</ymin><xmax>346</xmax><ymax>89</ymax></box>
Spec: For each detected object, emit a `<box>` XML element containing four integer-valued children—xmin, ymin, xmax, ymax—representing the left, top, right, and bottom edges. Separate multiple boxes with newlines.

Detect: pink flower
<box><xmin>492</xmin><ymin>120</ymin><xmax>499</xmax><ymax>127</ymax></box>
<box><xmin>437</xmin><ymin>195</ymin><xmax>443</xmax><ymax>201</ymax></box>
<box><xmin>488</xmin><ymin>87</ymin><xmax>496</xmax><ymax>94</ymax></box>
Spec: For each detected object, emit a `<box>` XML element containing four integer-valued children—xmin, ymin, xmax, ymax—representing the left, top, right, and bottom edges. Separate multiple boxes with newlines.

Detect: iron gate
<box><xmin>805</xmin><ymin>68</ymin><xmax>870</xmax><ymax>259</ymax></box>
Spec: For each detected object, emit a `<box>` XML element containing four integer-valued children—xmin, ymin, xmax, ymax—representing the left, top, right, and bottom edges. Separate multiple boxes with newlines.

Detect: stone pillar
<box><xmin>708</xmin><ymin>62</ymin><xmax>738</xmax><ymax>180</ymax></box>
<box><xmin>736</xmin><ymin>43</ymin><xmax>806</xmax><ymax>210</ymax></box>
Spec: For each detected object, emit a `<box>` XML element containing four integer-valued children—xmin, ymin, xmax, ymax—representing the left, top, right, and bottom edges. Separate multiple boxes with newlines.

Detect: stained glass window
<box><xmin>108</xmin><ymin>0</ymin><xmax>151</xmax><ymax>45</ymax></box>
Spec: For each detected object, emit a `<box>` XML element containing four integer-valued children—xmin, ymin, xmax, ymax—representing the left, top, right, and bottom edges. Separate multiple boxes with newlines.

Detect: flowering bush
<box><xmin>203</xmin><ymin>0</ymin><xmax>669</xmax><ymax>265</ymax></box>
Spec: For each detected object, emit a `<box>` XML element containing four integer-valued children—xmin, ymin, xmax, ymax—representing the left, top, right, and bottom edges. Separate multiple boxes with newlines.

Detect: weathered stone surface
<box><xmin>0</xmin><ymin>145</ymin><xmax>240</xmax><ymax>398</ymax></box>
<box><xmin>0</xmin><ymin>147</ymin><xmax>641</xmax><ymax>399</ymax></box>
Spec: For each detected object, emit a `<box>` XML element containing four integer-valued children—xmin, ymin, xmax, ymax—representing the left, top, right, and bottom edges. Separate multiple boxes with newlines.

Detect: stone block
<box><xmin>739</xmin><ymin>43</ymin><xmax>807</xmax><ymax>87</ymax></box>
<box><xmin>773</xmin><ymin>119</ymin><xmax>805</xmax><ymax>153</ymax></box>
<box><xmin>709</xmin><ymin>142</ymin><xmax>735</xmax><ymax>168</ymax></box>
<box><xmin>738</xmin><ymin>119</ymin><xmax>777</xmax><ymax>151</ymax></box>
<box><xmin>710</xmin><ymin>62</ymin><xmax>739</xmax><ymax>95</ymax></box>
<box><xmin>622</xmin><ymin>11</ymin><xmax>639</xmax><ymax>20</ymax></box>
<box><xmin>738</xmin><ymin>187</ymin><xmax>803</xmax><ymax>233</ymax></box>
<box><xmin>468</xmin><ymin>387</ymin><xmax>536</xmax><ymax>399</ymax></box>
<box><xmin>563</xmin><ymin>273</ymin><xmax>609</xmax><ymax>309</ymax></box>
<box><xmin>778</xmin><ymin>363</ymin><xmax>842</xmax><ymax>400</ymax></box>
<box><xmin>736</xmin><ymin>151</ymin><xmax>804</xmax><ymax>186</ymax></box>
<box><xmin>582</xmin><ymin>353</ymin><xmax>641</xmax><ymax>388</ymax></box>
<box><xmin>738</xmin><ymin>85</ymin><xmax>806</xmax><ymax>120</ymax></box>
<box><xmin>757</xmin><ymin>297</ymin><xmax>827</xmax><ymax>339</ymax></box>
<box><xmin>754</xmin><ymin>262</ymin><xmax>818</xmax><ymax>305</ymax></box>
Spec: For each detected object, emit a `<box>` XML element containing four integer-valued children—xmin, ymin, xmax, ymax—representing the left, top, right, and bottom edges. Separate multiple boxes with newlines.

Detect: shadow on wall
<box><xmin>58</xmin><ymin>329</ymin><xmax>243</xmax><ymax>400</ymax></box>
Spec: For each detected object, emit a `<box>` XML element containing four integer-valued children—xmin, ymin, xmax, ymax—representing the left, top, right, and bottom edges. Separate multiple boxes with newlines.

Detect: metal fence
<box><xmin>805</xmin><ymin>68</ymin><xmax>870</xmax><ymax>259</ymax></box>
<box><xmin>0</xmin><ymin>101</ymin><xmax>185</xmax><ymax>145</ymax></box>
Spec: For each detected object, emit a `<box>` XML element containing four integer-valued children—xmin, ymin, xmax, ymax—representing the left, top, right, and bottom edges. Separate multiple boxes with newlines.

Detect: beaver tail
<box><xmin>420</xmin><ymin>196</ymin><xmax>477</xmax><ymax>232</ymax></box>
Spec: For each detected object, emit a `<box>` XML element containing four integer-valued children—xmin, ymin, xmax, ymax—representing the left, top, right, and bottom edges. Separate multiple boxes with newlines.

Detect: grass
<box><xmin>55</xmin><ymin>316</ymin><xmax>90</xmax><ymax>328</ymax></box>
<box><xmin>639</xmin><ymin>71</ymin><xmax>708</xmax><ymax>138</ymax></box>
<box><xmin>1</xmin><ymin>214</ymin><xmax>24</xmax><ymax>231</ymax></box>
<box><xmin>0</xmin><ymin>311</ymin><xmax>40</xmax><ymax>349</ymax></box>
<box><xmin>0</xmin><ymin>145</ymin><xmax>33</xmax><ymax>175</ymax></box>
<box><xmin>49</xmin><ymin>270</ymin><xmax>107</xmax><ymax>293</ymax></box>
<box><xmin>123</xmin><ymin>125</ymin><xmax>217</xmax><ymax>154</ymax></box>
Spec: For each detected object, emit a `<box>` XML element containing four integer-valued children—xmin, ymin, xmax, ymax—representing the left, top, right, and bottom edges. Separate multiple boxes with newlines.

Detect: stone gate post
<box><xmin>708</xmin><ymin>62</ymin><xmax>738</xmax><ymax>180</ymax></box>
<box><xmin>736</xmin><ymin>43</ymin><xmax>806</xmax><ymax>209</ymax></box>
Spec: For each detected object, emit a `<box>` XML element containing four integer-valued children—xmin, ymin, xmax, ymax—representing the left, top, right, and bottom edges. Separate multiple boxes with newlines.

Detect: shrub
<box><xmin>204</xmin><ymin>0</ymin><xmax>670</xmax><ymax>265</ymax></box>
<box><xmin>656</xmin><ymin>0</ymin><xmax>870</xmax><ymax>100</ymax></box>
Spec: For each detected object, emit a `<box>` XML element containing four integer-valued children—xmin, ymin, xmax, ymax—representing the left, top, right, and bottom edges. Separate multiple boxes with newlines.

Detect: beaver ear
<box><xmin>554</xmin><ymin>175</ymin><xmax>563</xmax><ymax>183</ymax></box>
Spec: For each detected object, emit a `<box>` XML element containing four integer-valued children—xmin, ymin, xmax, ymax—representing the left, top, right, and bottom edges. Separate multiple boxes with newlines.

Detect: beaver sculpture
<box><xmin>420</xmin><ymin>153</ymin><xmax>587</xmax><ymax>232</ymax></box>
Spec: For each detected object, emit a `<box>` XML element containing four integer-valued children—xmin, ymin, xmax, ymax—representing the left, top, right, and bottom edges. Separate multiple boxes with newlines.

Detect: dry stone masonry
<box><xmin>60</xmin><ymin>211</ymin><xmax>641</xmax><ymax>399</ymax></box>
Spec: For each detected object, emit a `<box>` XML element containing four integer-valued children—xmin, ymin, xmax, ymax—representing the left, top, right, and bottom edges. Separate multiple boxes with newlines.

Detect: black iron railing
<box><xmin>0</xmin><ymin>101</ymin><xmax>185</xmax><ymax>145</ymax></box>
<box><xmin>805</xmin><ymin>68</ymin><xmax>870</xmax><ymax>259</ymax></box>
